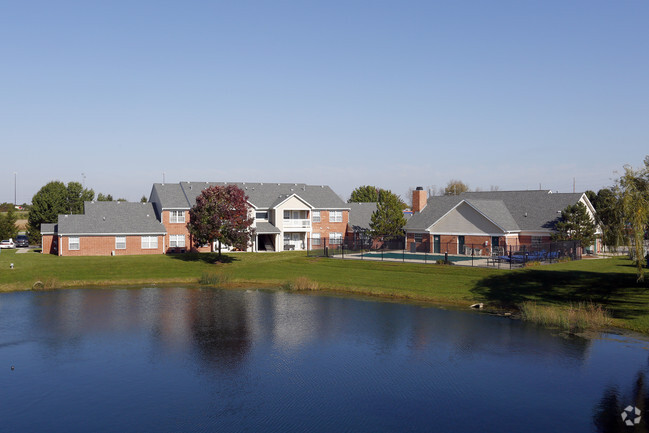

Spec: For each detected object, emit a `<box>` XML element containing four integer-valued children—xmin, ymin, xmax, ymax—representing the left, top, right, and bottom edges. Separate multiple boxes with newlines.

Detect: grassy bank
<box><xmin>1</xmin><ymin>249</ymin><xmax>648</xmax><ymax>333</ymax></box>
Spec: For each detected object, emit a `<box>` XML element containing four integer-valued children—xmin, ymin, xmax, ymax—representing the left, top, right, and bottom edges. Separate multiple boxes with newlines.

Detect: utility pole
<box><xmin>14</xmin><ymin>172</ymin><xmax>17</xmax><ymax>205</ymax></box>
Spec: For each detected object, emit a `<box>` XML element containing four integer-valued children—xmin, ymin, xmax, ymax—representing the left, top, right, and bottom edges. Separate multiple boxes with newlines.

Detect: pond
<box><xmin>1</xmin><ymin>287</ymin><xmax>648</xmax><ymax>432</ymax></box>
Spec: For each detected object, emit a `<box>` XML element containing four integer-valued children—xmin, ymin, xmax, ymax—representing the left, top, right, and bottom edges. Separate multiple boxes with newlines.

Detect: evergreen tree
<box><xmin>369</xmin><ymin>190</ymin><xmax>407</xmax><ymax>239</ymax></box>
<box><xmin>552</xmin><ymin>202</ymin><xmax>597</xmax><ymax>248</ymax></box>
<box><xmin>0</xmin><ymin>208</ymin><xmax>18</xmax><ymax>240</ymax></box>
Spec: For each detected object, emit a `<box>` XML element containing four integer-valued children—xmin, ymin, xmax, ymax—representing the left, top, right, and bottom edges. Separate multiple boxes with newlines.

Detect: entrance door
<box><xmin>433</xmin><ymin>235</ymin><xmax>441</xmax><ymax>254</ymax></box>
<box><xmin>458</xmin><ymin>236</ymin><xmax>465</xmax><ymax>255</ymax></box>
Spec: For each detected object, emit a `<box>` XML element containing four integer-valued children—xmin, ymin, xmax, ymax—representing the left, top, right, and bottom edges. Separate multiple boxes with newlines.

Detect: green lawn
<box><xmin>1</xmin><ymin>249</ymin><xmax>648</xmax><ymax>332</ymax></box>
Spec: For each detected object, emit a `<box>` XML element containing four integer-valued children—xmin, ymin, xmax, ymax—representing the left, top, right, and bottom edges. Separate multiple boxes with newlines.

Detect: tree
<box><xmin>590</xmin><ymin>188</ymin><xmax>625</xmax><ymax>250</ymax></box>
<box><xmin>349</xmin><ymin>185</ymin><xmax>407</xmax><ymax>210</ymax></box>
<box><xmin>27</xmin><ymin>181</ymin><xmax>94</xmax><ymax>243</ymax></box>
<box><xmin>370</xmin><ymin>190</ymin><xmax>407</xmax><ymax>239</ymax></box>
<box><xmin>349</xmin><ymin>185</ymin><xmax>380</xmax><ymax>203</ymax></box>
<box><xmin>444</xmin><ymin>180</ymin><xmax>469</xmax><ymax>196</ymax></box>
<box><xmin>140</xmin><ymin>196</ymin><xmax>148</xmax><ymax>203</ymax></box>
<box><xmin>97</xmin><ymin>193</ymin><xmax>114</xmax><ymax>201</ymax></box>
<box><xmin>66</xmin><ymin>181</ymin><xmax>94</xmax><ymax>214</ymax></box>
<box><xmin>187</xmin><ymin>185</ymin><xmax>254</xmax><ymax>256</ymax></box>
<box><xmin>618</xmin><ymin>158</ymin><xmax>649</xmax><ymax>282</ymax></box>
<box><xmin>0</xmin><ymin>208</ymin><xmax>18</xmax><ymax>240</ymax></box>
<box><xmin>552</xmin><ymin>202</ymin><xmax>597</xmax><ymax>249</ymax></box>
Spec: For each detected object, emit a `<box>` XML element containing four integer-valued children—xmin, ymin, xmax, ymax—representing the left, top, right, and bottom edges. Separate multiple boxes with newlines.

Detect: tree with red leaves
<box><xmin>187</xmin><ymin>185</ymin><xmax>254</xmax><ymax>256</ymax></box>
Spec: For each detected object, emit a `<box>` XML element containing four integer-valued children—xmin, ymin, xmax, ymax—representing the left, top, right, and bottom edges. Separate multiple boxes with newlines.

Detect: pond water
<box><xmin>1</xmin><ymin>287</ymin><xmax>648</xmax><ymax>432</ymax></box>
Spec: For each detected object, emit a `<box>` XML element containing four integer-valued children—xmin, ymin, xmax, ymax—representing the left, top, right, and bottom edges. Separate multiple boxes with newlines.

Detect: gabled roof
<box><xmin>405</xmin><ymin>190</ymin><xmax>587</xmax><ymax>233</ymax></box>
<box><xmin>150</xmin><ymin>182</ymin><xmax>348</xmax><ymax>210</ymax></box>
<box><xmin>348</xmin><ymin>202</ymin><xmax>378</xmax><ymax>232</ymax></box>
<box><xmin>56</xmin><ymin>202</ymin><xmax>166</xmax><ymax>235</ymax></box>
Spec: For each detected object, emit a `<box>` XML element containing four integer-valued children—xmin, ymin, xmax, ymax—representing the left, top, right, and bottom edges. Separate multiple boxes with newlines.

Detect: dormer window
<box><xmin>170</xmin><ymin>211</ymin><xmax>185</xmax><ymax>223</ymax></box>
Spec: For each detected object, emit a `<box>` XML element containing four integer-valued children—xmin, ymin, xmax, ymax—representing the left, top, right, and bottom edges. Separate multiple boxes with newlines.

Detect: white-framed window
<box><xmin>414</xmin><ymin>233</ymin><xmax>423</xmax><ymax>243</ymax></box>
<box><xmin>169</xmin><ymin>211</ymin><xmax>185</xmax><ymax>223</ymax></box>
<box><xmin>330</xmin><ymin>232</ymin><xmax>343</xmax><ymax>245</ymax></box>
<box><xmin>312</xmin><ymin>211</ymin><xmax>321</xmax><ymax>223</ymax></box>
<box><xmin>169</xmin><ymin>235</ymin><xmax>185</xmax><ymax>248</ymax></box>
<box><xmin>312</xmin><ymin>233</ymin><xmax>321</xmax><ymax>245</ymax></box>
<box><xmin>329</xmin><ymin>210</ymin><xmax>343</xmax><ymax>223</ymax></box>
<box><xmin>69</xmin><ymin>237</ymin><xmax>80</xmax><ymax>250</ymax></box>
<box><xmin>256</xmin><ymin>211</ymin><xmax>268</xmax><ymax>220</ymax></box>
<box><xmin>141</xmin><ymin>236</ymin><xmax>158</xmax><ymax>249</ymax></box>
<box><xmin>115</xmin><ymin>236</ymin><xmax>126</xmax><ymax>250</ymax></box>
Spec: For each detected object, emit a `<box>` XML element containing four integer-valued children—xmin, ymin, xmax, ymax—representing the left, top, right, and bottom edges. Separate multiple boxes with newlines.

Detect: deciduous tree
<box><xmin>619</xmin><ymin>158</ymin><xmax>649</xmax><ymax>281</ymax></box>
<box><xmin>27</xmin><ymin>181</ymin><xmax>94</xmax><ymax>243</ymax></box>
<box><xmin>187</xmin><ymin>185</ymin><xmax>254</xmax><ymax>256</ymax></box>
<box><xmin>444</xmin><ymin>180</ymin><xmax>469</xmax><ymax>196</ymax></box>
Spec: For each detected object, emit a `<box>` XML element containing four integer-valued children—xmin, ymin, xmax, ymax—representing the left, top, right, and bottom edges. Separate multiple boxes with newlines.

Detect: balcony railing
<box><xmin>283</xmin><ymin>219</ymin><xmax>311</xmax><ymax>228</ymax></box>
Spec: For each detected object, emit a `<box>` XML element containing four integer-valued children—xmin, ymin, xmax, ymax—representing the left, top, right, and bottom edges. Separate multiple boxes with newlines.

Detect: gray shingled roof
<box><xmin>255</xmin><ymin>221</ymin><xmax>281</xmax><ymax>234</ymax></box>
<box><xmin>56</xmin><ymin>202</ymin><xmax>166</xmax><ymax>235</ymax></box>
<box><xmin>405</xmin><ymin>190</ymin><xmax>587</xmax><ymax>233</ymax></box>
<box><xmin>348</xmin><ymin>202</ymin><xmax>377</xmax><ymax>232</ymax></box>
<box><xmin>150</xmin><ymin>182</ymin><xmax>348</xmax><ymax>210</ymax></box>
<box><xmin>41</xmin><ymin>223</ymin><xmax>57</xmax><ymax>234</ymax></box>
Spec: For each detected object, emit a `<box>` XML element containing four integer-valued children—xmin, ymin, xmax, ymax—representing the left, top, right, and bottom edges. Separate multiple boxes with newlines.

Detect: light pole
<box><xmin>13</xmin><ymin>172</ymin><xmax>17</xmax><ymax>206</ymax></box>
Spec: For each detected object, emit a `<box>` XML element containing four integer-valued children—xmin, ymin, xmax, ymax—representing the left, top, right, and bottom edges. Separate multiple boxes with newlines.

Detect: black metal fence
<box><xmin>307</xmin><ymin>237</ymin><xmax>582</xmax><ymax>268</ymax></box>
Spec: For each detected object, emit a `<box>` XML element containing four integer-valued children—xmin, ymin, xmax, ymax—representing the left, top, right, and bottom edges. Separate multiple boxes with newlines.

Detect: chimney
<box><xmin>412</xmin><ymin>186</ymin><xmax>427</xmax><ymax>213</ymax></box>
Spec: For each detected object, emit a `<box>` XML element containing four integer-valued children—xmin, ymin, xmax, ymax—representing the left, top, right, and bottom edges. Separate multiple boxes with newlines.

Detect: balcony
<box><xmin>283</xmin><ymin>219</ymin><xmax>311</xmax><ymax>228</ymax></box>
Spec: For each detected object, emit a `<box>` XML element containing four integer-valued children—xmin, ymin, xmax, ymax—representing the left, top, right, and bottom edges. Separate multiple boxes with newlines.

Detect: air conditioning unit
<box><xmin>111</xmin><ymin>251</ymin><xmax>115</xmax><ymax>256</ymax></box>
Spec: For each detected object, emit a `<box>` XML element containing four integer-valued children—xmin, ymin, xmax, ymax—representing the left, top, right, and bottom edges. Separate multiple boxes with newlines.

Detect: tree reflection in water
<box><xmin>190</xmin><ymin>290</ymin><xmax>251</xmax><ymax>371</ymax></box>
<box><xmin>594</xmin><ymin>370</ymin><xmax>649</xmax><ymax>433</ymax></box>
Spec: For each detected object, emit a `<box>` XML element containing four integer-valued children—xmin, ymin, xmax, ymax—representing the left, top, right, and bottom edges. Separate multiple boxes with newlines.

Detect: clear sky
<box><xmin>2</xmin><ymin>1</ymin><xmax>648</xmax><ymax>204</ymax></box>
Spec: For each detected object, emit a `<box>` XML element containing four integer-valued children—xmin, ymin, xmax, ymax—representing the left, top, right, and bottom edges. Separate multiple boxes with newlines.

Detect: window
<box><xmin>115</xmin><ymin>236</ymin><xmax>126</xmax><ymax>250</ymax></box>
<box><xmin>414</xmin><ymin>233</ymin><xmax>423</xmax><ymax>243</ymax></box>
<box><xmin>169</xmin><ymin>211</ymin><xmax>185</xmax><ymax>223</ymax></box>
<box><xmin>141</xmin><ymin>236</ymin><xmax>158</xmax><ymax>249</ymax></box>
<box><xmin>256</xmin><ymin>211</ymin><xmax>268</xmax><ymax>220</ymax></box>
<box><xmin>330</xmin><ymin>232</ymin><xmax>343</xmax><ymax>245</ymax></box>
<box><xmin>284</xmin><ymin>210</ymin><xmax>290</xmax><ymax>219</ymax></box>
<box><xmin>532</xmin><ymin>236</ymin><xmax>544</xmax><ymax>246</ymax></box>
<box><xmin>312</xmin><ymin>233</ymin><xmax>321</xmax><ymax>245</ymax></box>
<box><xmin>69</xmin><ymin>237</ymin><xmax>80</xmax><ymax>250</ymax></box>
<box><xmin>312</xmin><ymin>211</ymin><xmax>321</xmax><ymax>223</ymax></box>
<box><xmin>169</xmin><ymin>235</ymin><xmax>185</xmax><ymax>248</ymax></box>
<box><xmin>329</xmin><ymin>210</ymin><xmax>343</xmax><ymax>223</ymax></box>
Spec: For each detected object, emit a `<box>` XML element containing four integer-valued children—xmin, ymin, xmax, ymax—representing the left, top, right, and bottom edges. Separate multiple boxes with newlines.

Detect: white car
<box><xmin>0</xmin><ymin>239</ymin><xmax>16</xmax><ymax>249</ymax></box>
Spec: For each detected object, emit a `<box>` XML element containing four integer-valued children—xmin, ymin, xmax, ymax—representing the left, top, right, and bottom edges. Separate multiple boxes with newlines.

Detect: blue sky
<box><xmin>2</xmin><ymin>1</ymin><xmax>648</xmax><ymax>204</ymax></box>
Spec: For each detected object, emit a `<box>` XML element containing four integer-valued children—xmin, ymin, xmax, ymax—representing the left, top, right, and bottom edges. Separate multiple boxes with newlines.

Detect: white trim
<box><xmin>68</xmin><ymin>236</ymin><xmax>80</xmax><ymax>250</ymax></box>
<box><xmin>115</xmin><ymin>236</ymin><xmax>126</xmax><ymax>249</ymax></box>
<box><xmin>272</xmin><ymin>193</ymin><xmax>314</xmax><ymax>209</ymax></box>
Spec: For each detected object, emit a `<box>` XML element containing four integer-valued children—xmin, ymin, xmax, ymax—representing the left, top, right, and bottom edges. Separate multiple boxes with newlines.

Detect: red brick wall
<box><xmin>42</xmin><ymin>235</ymin><xmax>55</xmax><ymax>255</ymax></box>
<box><xmin>412</xmin><ymin>189</ymin><xmax>427</xmax><ymax>213</ymax></box>
<box><xmin>59</xmin><ymin>235</ymin><xmax>164</xmax><ymax>256</ymax></box>
<box><xmin>312</xmin><ymin>210</ymin><xmax>349</xmax><ymax>243</ymax></box>
<box><xmin>162</xmin><ymin>210</ymin><xmax>211</xmax><ymax>253</ymax></box>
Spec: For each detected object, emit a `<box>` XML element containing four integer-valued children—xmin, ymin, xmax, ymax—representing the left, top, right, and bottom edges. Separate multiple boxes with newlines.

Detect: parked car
<box><xmin>15</xmin><ymin>235</ymin><xmax>29</xmax><ymax>248</ymax></box>
<box><xmin>0</xmin><ymin>239</ymin><xmax>15</xmax><ymax>249</ymax></box>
